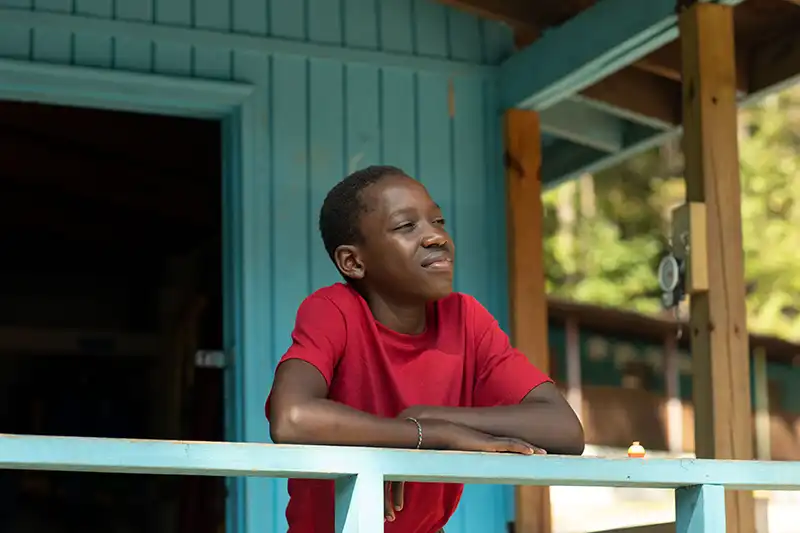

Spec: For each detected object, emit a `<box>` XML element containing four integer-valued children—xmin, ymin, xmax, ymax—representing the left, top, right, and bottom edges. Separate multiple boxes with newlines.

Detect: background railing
<box><xmin>1</xmin><ymin>434</ymin><xmax>799</xmax><ymax>532</ymax></box>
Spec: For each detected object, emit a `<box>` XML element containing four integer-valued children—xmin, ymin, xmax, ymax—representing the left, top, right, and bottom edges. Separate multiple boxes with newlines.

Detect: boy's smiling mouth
<box><xmin>421</xmin><ymin>253</ymin><xmax>453</xmax><ymax>270</ymax></box>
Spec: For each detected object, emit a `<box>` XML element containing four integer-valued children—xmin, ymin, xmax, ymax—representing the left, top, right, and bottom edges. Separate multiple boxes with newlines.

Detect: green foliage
<box><xmin>544</xmin><ymin>86</ymin><xmax>800</xmax><ymax>340</ymax></box>
<box><xmin>739</xmin><ymin>90</ymin><xmax>800</xmax><ymax>339</ymax></box>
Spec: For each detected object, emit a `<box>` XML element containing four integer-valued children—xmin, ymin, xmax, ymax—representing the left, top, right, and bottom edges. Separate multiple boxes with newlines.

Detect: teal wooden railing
<box><xmin>1</xmin><ymin>434</ymin><xmax>799</xmax><ymax>532</ymax></box>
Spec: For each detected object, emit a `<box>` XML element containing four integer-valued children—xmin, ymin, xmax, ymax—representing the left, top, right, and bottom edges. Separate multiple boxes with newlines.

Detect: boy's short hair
<box><xmin>318</xmin><ymin>165</ymin><xmax>406</xmax><ymax>262</ymax></box>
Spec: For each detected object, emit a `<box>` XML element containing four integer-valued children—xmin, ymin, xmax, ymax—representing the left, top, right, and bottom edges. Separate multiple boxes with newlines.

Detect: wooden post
<box><xmin>679</xmin><ymin>4</ymin><xmax>755</xmax><ymax>533</ymax></box>
<box><xmin>504</xmin><ymin>109</ymin><xmax>550</xmax><ymax>533</ymax></box>
<box><xmin>663</xmin><ymin>334</ymin><xmax>683</xmax><ymax>453</ymax></box>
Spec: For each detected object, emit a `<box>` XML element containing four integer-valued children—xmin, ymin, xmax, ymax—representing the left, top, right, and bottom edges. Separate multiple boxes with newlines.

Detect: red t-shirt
<box><xmin>266</xmin><ymin>283</ymin><xmax>550</xmax><ymax>533</ymax></box>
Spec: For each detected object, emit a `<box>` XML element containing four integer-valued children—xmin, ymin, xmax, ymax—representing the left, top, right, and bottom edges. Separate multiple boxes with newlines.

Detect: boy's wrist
<box><xmin>414</xmin><ymin>418</ymin><xmax>447</xmax><ymax>450</ymax></box>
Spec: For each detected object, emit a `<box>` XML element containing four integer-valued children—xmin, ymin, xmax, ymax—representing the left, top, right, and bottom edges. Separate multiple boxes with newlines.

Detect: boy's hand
<box><xmin>383</xmin><ymin>481</ymin><xmax>404</xmax><ymax>522</ymax></box>
<box><xmin>424</xmin><ymin>419</ymin><xmax>545</xmax><ymax>454</ymax></box>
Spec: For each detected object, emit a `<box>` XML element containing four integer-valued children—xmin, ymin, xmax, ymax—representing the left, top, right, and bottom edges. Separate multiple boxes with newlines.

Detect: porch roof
<box><xmin>439</xmin><ymin>0</ymin><xmax>800</xmax><ymax>186</ymax></box>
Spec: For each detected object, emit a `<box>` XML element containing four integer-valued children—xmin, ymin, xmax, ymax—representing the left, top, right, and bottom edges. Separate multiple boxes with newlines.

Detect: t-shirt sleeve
<box><xmin>276</xmin><ymin>293</ymin><xmax>347</xmax><ymax>386</ymax></box>
<box><xmin>467</xmin><ymin>295</ymin><xmax>552</xmax><ymax>407</ymax></box>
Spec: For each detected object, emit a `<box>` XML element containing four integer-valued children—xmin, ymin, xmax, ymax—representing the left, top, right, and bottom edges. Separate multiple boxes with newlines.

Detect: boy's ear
<box><xmin>334</xmin><ymin>245</ymin><xmax>365</xmax><ymax>280</ymax></box>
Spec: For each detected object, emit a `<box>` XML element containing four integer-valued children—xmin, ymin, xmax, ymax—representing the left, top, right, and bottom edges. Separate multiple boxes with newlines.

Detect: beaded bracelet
<box><xmin>405</xmin><ymin>417</ymin><xmax>423</xmax><ymax>449</ymax></box>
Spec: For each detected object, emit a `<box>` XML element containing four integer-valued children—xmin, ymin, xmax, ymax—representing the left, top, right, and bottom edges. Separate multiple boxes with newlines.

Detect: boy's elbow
<box><xmin>269</xmin><ymin>403</ymin><xmax>306</xmax><ymax>444</ymax></box>
<box><xmin>560</xmin><ymin>409</ymin><xmax>586</xmax><ymax>455</ymax></box>
<box><xmin>542</xmin><ymin>408</ymin><xmax>584</xmax><ymax>456</ymax></box>
<box><xmin>560</xmin><ymin>418</ymin><xmax>585</xmax><ymax>455</ymax></box>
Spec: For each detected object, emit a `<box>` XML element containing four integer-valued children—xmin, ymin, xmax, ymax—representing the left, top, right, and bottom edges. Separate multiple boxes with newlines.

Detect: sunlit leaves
<box><xmin>543</xmin><ymin>85</ymin><xmax>800</xmax><ymax>341</ymax></box>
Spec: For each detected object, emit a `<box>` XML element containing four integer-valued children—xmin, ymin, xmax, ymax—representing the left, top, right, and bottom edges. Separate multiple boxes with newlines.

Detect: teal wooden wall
<box><xmin>0</xmin><ymin>1</ymin><xmax>517</xmax><ymax>532</ymax></box>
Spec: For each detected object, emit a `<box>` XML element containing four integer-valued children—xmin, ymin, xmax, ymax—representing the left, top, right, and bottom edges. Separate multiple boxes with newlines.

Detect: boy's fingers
<box><xmin>494</xmin><ymin>438</ymin><xmax>543</xmax><ymax>456</ymax></box>
<box><xmin>502</xmin><ymin>439</ymin><xmax>534</xmax><ymax>455</ymax></box>
<box><xmin>392</xmin><ymin>481</ymin><xmax>405</xmax><ymax>511</ymax></box>
<box><xmin>383</xmin><ymin>482</ymin><xmax>395</xmax><ymax>522</ymax></box>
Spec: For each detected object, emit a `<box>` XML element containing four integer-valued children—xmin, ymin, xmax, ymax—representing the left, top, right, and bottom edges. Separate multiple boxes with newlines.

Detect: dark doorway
<box><xmin>0</xmin><ymin>100</ymin><xmax>226</xmax><ymax>533</ymax></box>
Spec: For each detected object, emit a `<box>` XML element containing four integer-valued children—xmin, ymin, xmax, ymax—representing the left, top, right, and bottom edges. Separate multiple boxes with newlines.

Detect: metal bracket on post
<box><xmin>658</xmin><ymin>202</ymin><xmax>708</xmax><ymax>335</ymax></box>
<box><xmin>672</xmin><ymin>202</ymin><xmax>708</xmax><ymax>294</ymax></box>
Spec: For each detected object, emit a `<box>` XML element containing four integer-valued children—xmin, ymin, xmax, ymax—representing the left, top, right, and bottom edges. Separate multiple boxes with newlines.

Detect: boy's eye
<box><xmin>394</xmin><ymin>222</ymin><xmax>416</xmax><ymax>231</ymax></box>
<box><xmin>434</xmin><ymin>218</ymin><xmax>446</xmax><ymax>226</ymax></box>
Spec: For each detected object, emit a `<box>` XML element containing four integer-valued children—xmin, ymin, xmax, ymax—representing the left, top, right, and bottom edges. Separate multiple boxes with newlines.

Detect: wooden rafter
<box><xmin>631</xmin><ymin>0</ymin><xmax>800</xmax><ymax>96</ymax></box>
<box><xmin>580</xmin><ymin>67</ymin><xmax>682</xmax><ymax>128</ymax></box>
<box><xmin>631</xmin><ymin>21</ymin><xmax>800</xmax><ymax>102</ymax></box>
<box><xmin>580</xmin><ymin>26</ymin><xmax>800</xmax><ymax>128</ymax></box>
<box><xmin>444</xmin><ymin>0</ymin><xmax>800</xmax><ymax>133</ymax></box>
<box><xmin>634</xmin><ymin>41</ymin><xmax>750</xmax><ymax>94</ymax></box>
<box><xmin>437</xmin><ymin>0</ymin><xmax>800</xmax><ymax>136</ymax></box>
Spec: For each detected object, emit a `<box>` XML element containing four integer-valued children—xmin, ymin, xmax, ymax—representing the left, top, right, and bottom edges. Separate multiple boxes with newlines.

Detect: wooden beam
<box><xmin>635</xmin><ymin>42</ymin><xmax>750</xmax><ymax>93</ymax></box>
<box><xmin>580</xmin><ymin>67</ymin><xmax>682</xmax><ymax>128</ymax></box>
<box><xmin>539</xmin><ymin>24</ymin><xmax>800</xmax><ymax>184</ymax></box>
<box><xmin>500</xmin><ymin>0</ymin><xmax>680</xmax><ymax>109</ymax></box>
<box><xmin>636</xmin><ymin>43</ymin><xmax>683</xmax><ymax>82</ymax></box>
<box><xmin>679</xmin><ymin>5</ymin><xmax>755</xmax><ymax>533</ymax></box>
<box><xmin>504</xmin><ymin>109</ymin><xmax>551</xmax><ymax>533</ymax></box>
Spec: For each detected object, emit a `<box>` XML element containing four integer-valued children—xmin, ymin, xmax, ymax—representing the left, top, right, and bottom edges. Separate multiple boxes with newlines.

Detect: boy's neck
<box><xmin>360</xmin><ymin>289</ymin><xmax>427</xmax><ymax>335</ymax></box>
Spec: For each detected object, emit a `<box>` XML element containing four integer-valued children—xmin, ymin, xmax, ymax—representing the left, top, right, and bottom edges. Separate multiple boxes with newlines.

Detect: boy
<box><xmin>267</xmin><ymin>166</ymin><xmax>584</xmax><ymax>533</ymax></box>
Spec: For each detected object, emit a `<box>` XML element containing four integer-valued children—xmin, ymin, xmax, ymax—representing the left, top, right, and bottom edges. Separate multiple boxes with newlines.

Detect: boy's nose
<box><xmin>422</xmin><ymin>232</ymin><xmax>448</xmax><ymax>248</ymax></box>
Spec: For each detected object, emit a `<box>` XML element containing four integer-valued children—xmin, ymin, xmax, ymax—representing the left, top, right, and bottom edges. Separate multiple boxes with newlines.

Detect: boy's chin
<box><xmin>424</xmin><ymin>283</ymin><xmax>454</xmax><ymax>301</ymax></box>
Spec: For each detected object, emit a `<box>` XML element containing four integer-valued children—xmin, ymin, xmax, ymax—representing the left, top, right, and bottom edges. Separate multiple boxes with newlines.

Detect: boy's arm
<box><xmin>400</xmin><ymin>382</ymin><xmax>584</xmax><ymax>455</ymax></box>
<box><xmin>400</xmin><ymin>296</ymin><xmax>584</xmax><ymax>456</ymax></box>
<box><xmin>267</xmin><ymin>294</ymin><xmax>422</xmax><ymax>448</ymax></box>
<box><xmin>269</xmin><ymin>358</ymin><xmax>540</xmax><ymax>455</ymax></box>
<box><xmin>269</xmin><ymin>358</ymin><xmax>422</xmax><ymax>448</ymax></box>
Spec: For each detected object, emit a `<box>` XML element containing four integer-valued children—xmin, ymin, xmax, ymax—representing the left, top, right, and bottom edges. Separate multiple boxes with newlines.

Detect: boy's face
<box><xmin>336</xmin><ymin>174</ymin><xmax>455</xmax><ymax>302</ymax></box>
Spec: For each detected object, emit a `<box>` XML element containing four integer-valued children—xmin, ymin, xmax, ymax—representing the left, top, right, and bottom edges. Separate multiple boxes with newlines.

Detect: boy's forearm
<box><xmin>270</xmin><ymin>398</ymin><xmax>422</xmax><ymax>448</ymax></box>
<box><xmin>405</xmin><ymin>403</ymin><xmax>585</xmax><ymax>455</ymax></box>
